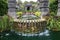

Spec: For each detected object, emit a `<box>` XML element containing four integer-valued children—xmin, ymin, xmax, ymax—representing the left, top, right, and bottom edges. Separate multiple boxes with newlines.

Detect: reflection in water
<box><xmin>16</xmin><ymin>29</ymin><xmax>50</xmax><ymax>37</ymax></box>
<box><xmin>3</xmin><ymin>29</ymin><xmax>50</xmax><ymax>37</ymax></box>
<box><xmin>1</xmin><ymin>30</ymin><xmax>60</xmax><ymax>40</ymax></box>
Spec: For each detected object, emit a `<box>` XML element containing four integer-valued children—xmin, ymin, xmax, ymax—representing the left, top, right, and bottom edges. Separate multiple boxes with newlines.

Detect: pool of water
<box><xmin>0</xmin><ymin>30</ymin><xmax>60</xmax><ymax>40</ymax></box>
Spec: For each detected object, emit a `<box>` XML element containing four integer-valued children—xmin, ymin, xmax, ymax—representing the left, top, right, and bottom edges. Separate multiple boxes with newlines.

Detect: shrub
<box><xmin>0</xmin><ymin>15</ymin><xmax>13</xmax><ymax>32</ymax></box>
<box><xmin>47</xmin><ymin>16</ymin><xmax>60</xmax><ymax>31</ymax></box>
<box><xmin>16</xmin><ymin>12</ymin><xmax>23</xmax><ymax>17</ymax></box>
<box><xmin>34</xmin><ymin>11</ymin><xmax>41</xmax><ymax>17</ymax></box>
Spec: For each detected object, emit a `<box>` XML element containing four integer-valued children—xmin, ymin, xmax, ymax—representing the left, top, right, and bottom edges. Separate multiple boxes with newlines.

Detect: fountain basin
<box><xmin>13</xmin><ymin>18</ymin><xmax>46</xmax><ymax>33</ymax></box>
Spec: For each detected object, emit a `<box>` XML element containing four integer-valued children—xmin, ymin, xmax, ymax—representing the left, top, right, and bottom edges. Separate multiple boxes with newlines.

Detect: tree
<box><xmin>0</xmin><ymin>0</ymin><xmax>8</xmax><ymax>16</ymax></box>
<box><xmin>49</xmin><ymin>0</ymin><xmax>58</xmax><ymax>16</ymax></box>
<box><xmin>24</xmin><ymin>1</ymin><xmax>28</xmax><ymax>4</ymax></box>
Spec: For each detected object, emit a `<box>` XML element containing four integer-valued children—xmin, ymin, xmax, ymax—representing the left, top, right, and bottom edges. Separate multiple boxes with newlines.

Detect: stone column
<box><xmin>30</xmin><ymin>7</ymin><xmax>32</xmax><ymax>11</ymax></box>
<box><xmin>38</xmin><ymin>0</ymin><xmax>49</xmax><ymax>16</ymax></box>
<box><xmin>8</xmin><ymin>0</ymin><xmax>17</xmax><ymax>19</ymax></box>
<box><xmin>57</xmin><ymin>0</ymin><xmax>60</xmax><ymax>16</ymax></box>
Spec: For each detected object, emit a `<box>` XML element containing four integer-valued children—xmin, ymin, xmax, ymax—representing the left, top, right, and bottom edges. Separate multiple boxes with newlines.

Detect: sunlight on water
<box><xmin>5</xmin><ymin>33</ymin><xmax>10</xmax><ymax>36</ymax></box>
<box><xmin>44</xmin><ymin>30</ymin><xmax>49</xmax><ymax>34</ymax></box>
<box><xmin>45</xmin><ymin>34</ymin><xmax>50</xmax><ymax>36</ymax></box>
<box><xmin>44</xmin><ymin>30</ymin><xmax>50</xmax><ymax>36</ymax></box>
<box><xmin>39</xmin><ymin>32</ymin><xmax>44</xmax><ymax>36</ymax></box>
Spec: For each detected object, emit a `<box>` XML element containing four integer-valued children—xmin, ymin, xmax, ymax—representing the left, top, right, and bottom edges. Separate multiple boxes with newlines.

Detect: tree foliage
<box><xmin>0</xmin><ymin>0</ymin><xmax>8</xmax><ymax>16</ymax></box>
<box><xmin>49</xmin><ymin>0</ymin><xmax>58</xmax><ymax>16</ymax></box>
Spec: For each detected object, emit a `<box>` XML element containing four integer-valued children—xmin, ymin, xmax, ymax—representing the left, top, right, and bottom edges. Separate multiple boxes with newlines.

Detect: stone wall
<box><xmin>8</xmin><ymin>0</ymin><xmax>49</xmax><ymax>18</ymax></box>
<box><xmin>38</xmin><ymin>0</ymin><xmax>49</xmax><ymax>16</ymax></box>
<box><xmin>8</xmin><ymin>0</ymin><xmax>17</xmax><ymax>19</ymax></box>
<box><xmin>57</xmin><ymin>0</ymin><xmax>60</xmax><ymax>16</ymax></box>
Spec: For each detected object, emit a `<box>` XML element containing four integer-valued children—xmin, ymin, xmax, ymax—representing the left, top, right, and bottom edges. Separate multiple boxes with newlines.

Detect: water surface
<box><xmin>0</xmin><ymin>30</ymin><xmax>60</xmax><ymax>40</ymax></box>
